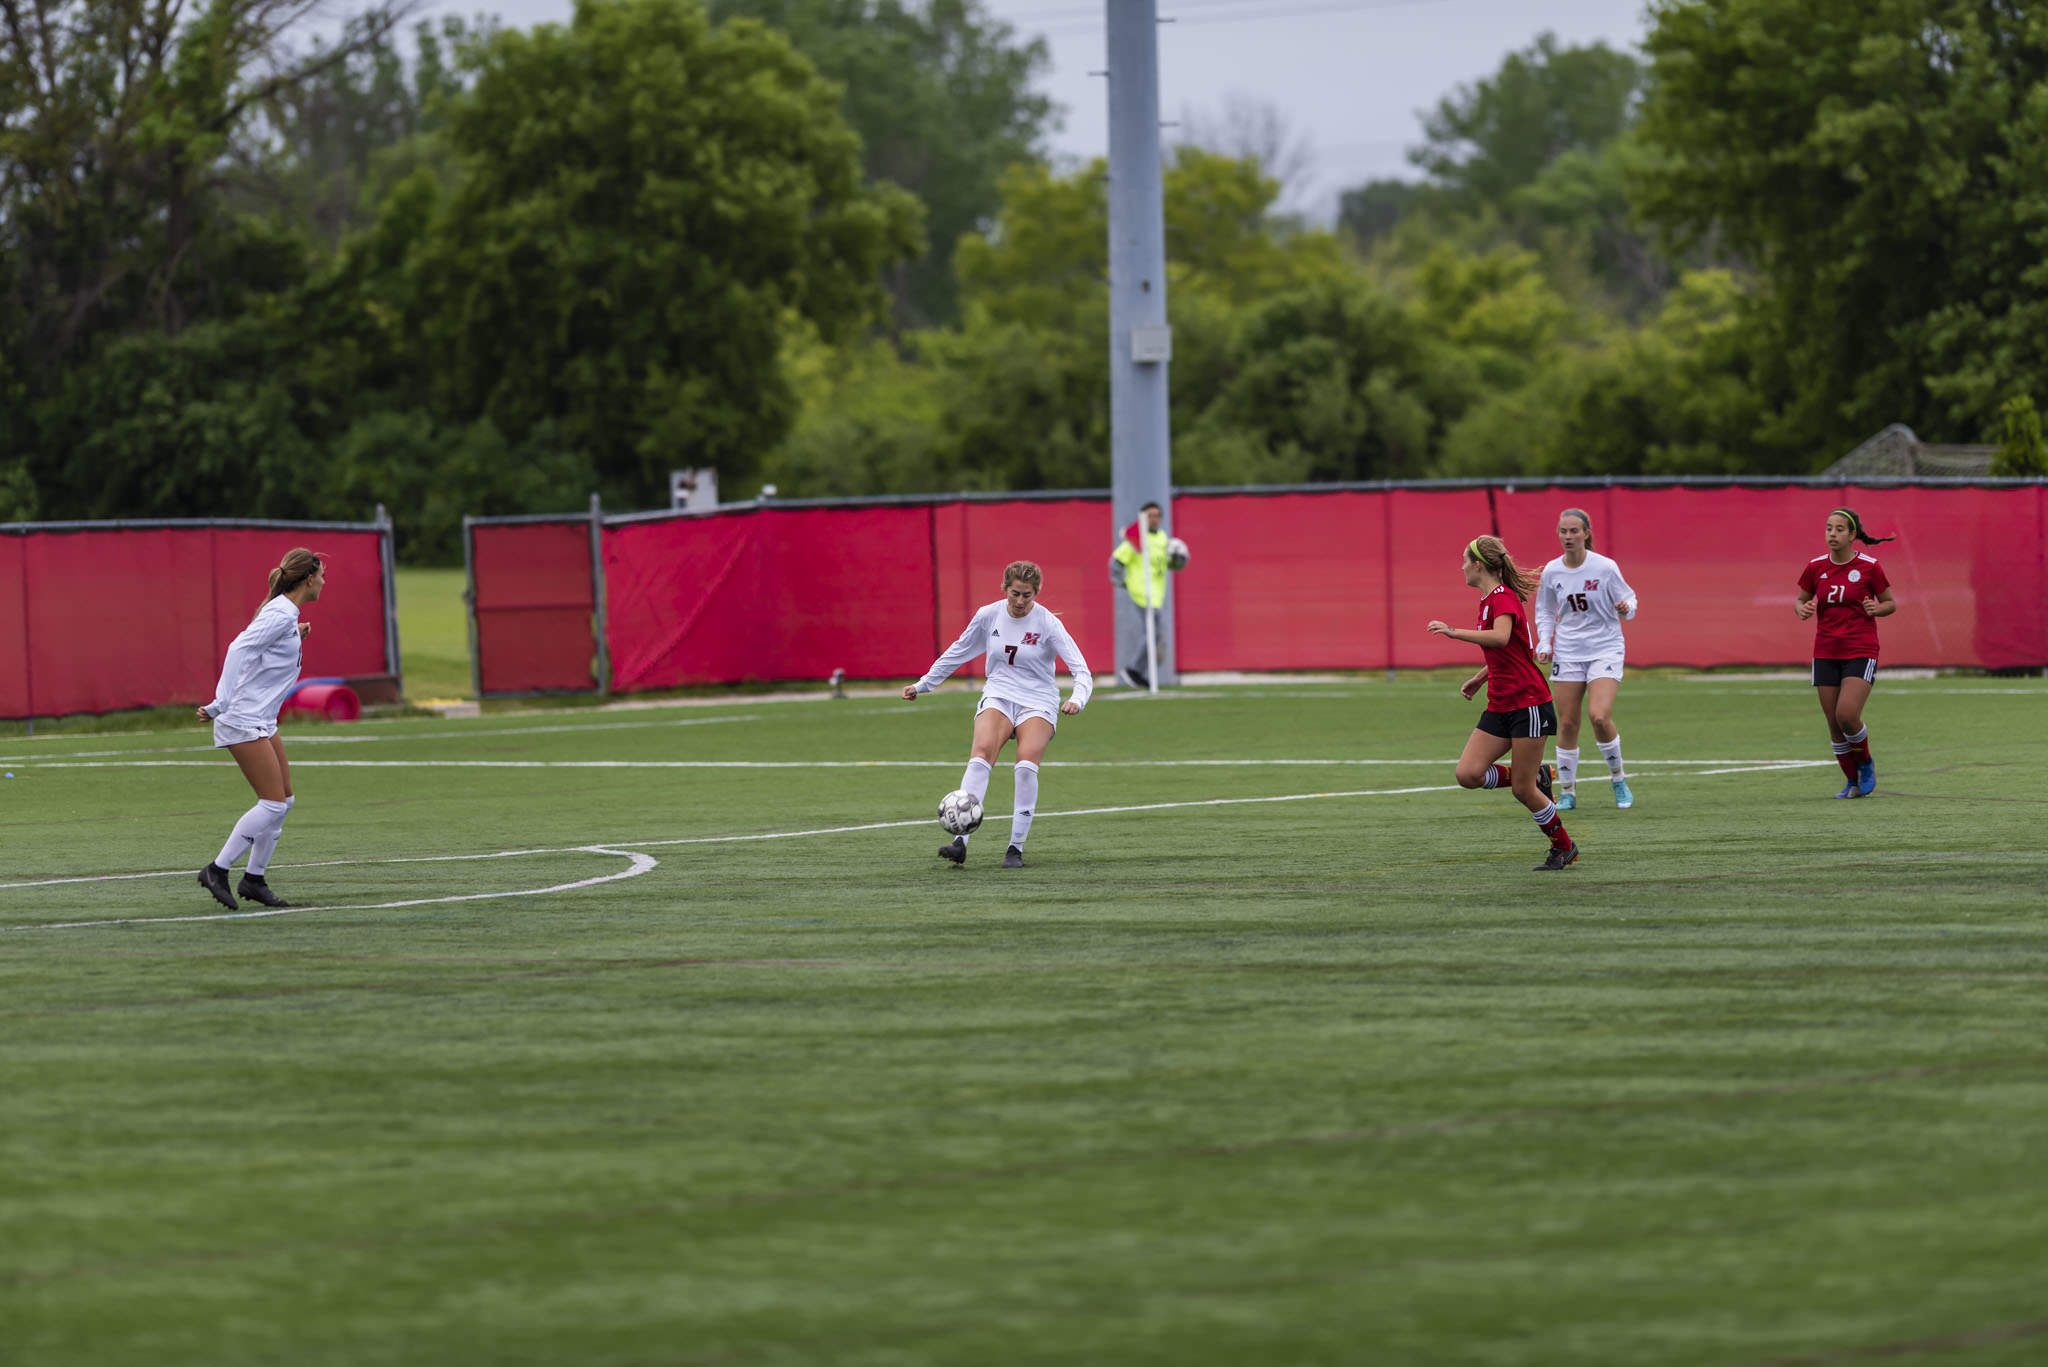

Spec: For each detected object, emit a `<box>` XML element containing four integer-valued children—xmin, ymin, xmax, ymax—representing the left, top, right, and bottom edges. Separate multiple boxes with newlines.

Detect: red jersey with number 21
<box><xmin>1798</xmin><ymin>552</ymin><xmax>1890</xmax><ymax>659</ymax></box>
<box><xmin>1477</xmin><ymin>586</ymin><xmax>1551</xmax><ymax>710</ymax></box>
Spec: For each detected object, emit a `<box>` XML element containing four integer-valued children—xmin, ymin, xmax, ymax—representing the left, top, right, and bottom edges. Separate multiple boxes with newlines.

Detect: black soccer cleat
<box><xmin>197</xmin><ymin>863</ymin><xmax>239</xmax><ymax>910</ymax></box>
<box><xmin>1537</xmin><ymin>763</ymin><xmax>1554</xmax><ymax>801</ymax></box>
<box><xmin>1534</xmin><ymin>841</ymin><xmax>1579</xmax><ymax>872</ymax></box>
<box><xmin>236</xmin><ymin>875</ymin><xmax>290</xmax><ymax>909</ymax></box>
<box><xmin>1002</xmin><ymin>845</ymin><xmax>1024</xmax><ymax>868</ymax></box>
<box><xmin>937</xmin><ymin>836</ymin><xmax>967</xmax><ymax>865</ymax></box>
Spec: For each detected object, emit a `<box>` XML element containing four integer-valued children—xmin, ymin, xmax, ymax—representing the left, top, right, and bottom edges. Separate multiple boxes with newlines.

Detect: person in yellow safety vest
<box><xmin>1108</xmin><ymin>501</ymin><xmax>1185</xmax><ymax>688</ymax></box>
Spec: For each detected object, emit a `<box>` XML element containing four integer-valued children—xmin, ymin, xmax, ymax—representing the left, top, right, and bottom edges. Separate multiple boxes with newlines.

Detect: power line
<box><xmin>1008</xmin><ymin>0</ymin><xmax>1458</xmax><ymax>39</ymax></box>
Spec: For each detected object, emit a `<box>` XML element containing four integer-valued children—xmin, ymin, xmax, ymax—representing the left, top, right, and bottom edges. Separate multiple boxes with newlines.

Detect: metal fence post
<box><xmin>463</xmin><ymin>515</ymin><xmax>482</xmax><ymax>703</ymax></box>
<box><xmin>589</xmin><ymin>493</ymin><xmax>611</xmax><ymax>697</ymax></box>
<box><xmin>376</xmin><ymin>504</ymin><xmax>403</xmax><ymax>699</ymax></box>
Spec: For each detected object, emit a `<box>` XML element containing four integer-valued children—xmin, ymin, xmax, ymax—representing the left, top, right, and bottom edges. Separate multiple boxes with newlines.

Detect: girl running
<box><xmin>1534</xmin><ymin>507</ymin><xmax>1640</xmax><ymax>810</ymax></box>
<box><xmin>903</xmin><ymin>560</ymin><xmax>1091</xmax><ymax>869</ymax></box>
<box><xmin>195</xmin><ymin>548</ymin><xmax>325</xmax><ymax>909</ymax></box>
<box><xmin>1795</xmin><ymin>507</ymin><xmax>1896</xmax><ymax>797</ymax></box>
<box><xmin>1427</xmin><ymin>535</ymin><xmax>1578</xmax><ymax>871</ymax></box>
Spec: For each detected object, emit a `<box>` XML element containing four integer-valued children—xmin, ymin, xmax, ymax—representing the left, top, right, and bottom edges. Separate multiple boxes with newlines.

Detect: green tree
<box><xmin>706</xmin><ymin>0</ymin><xmax>1051</xmax><ymax>328</ymax></box>
<box><xmin>761</xmin><ymin>150</ymin><xmax>1351</xmax><ymax>495</ymax></box>
<box><xmin>1436</xmin><ymin>269</ymin><xmax>1779</xmax><ymax>477</ymax></box>
<box><xmin>344</xmin><ymin>0</ymin><xmax>923</xmax><ymax>509</ymax></box>
<box><xmin>0</xmin><ymin>0</ymin><xmax>418</xmax><ymax>380</ymax></box>
<box><xmin>1634</xmin><ymin>0</ymin><xmax>2048</xmax><ymax>454</ymax></box>
<box><xmin>230</xmin><ymin>13</ymin><xmax>490</xmax><ymax>250</ymax></box>
<box><xmin>1413</xmin><ymin>31</ymin><xmax>1644</xmax><ymax>209</ymax></box>
<box><xmin>1992</xmin><ymin>395</ymin><xmax>2048</xmax><ymax>476</ymax></box>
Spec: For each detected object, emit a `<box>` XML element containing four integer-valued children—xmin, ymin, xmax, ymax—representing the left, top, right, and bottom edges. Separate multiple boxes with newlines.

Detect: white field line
<box><xmin>0</xmin><ymin>704</ymin><xmax>943</xmax><ymax>766</ymax></box>
<box><xmin>0</xmin><ymin>787</ymin><xmax>1467</xmax><ymax>911</ymax></box>
<box><xmin>5</xmin><ymin>848</ymin><xmax>658</xmax><ymax>931</ymax></box>
<box><xmin>13</xmin><ymin>757</ymin><xmax>1837</xmax><ymax>771</ymax></box>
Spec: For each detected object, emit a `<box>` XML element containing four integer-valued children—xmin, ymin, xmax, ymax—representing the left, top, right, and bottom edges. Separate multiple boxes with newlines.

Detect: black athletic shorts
<box><xmin>1477</xmin><ymin>701</ymin><xmax>1557</xmax><ymax>740</ymax></box>
<box><xmin>1812</xmin><ymin>657</ymin><xmax>1878</xmax><ymax>688</ymax></box>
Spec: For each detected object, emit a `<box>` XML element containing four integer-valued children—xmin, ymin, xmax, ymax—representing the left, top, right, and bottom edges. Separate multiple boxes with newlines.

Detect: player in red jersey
<box><xmin>1795</xmin><ymin>507</ymin><xmax>1897</xmax><ymax>797</ymax></box>
<box><xmin>1427</xmin><ymin>535</ymin><xmax>1578</xmax><ymax>871</ymax></box>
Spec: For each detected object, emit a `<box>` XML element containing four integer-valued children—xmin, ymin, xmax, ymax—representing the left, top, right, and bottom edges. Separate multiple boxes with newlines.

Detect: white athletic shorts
<box><xmin>212</xmin><ymin>717</ymin><xmax>278</xmax><ymax>748</ymax></box>
<box><xmin>977</xmin><ymin>695</ymin><xmax>1059</xmax><ymax>732</ymax></box>
<box><xmin>1550</xmin><ymin>656</ymin><xmax>1626</xmax><ymax>684</ymax></box>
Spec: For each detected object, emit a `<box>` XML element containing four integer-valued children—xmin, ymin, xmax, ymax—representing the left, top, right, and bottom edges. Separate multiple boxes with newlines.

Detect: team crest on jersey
<box><xmin>1023</xmin><ymin>632</ymin><xmax>1041</xmax><ymax>645</ymax></box>
<box><xmin>1583</xmin><ymin>579</ymin><xmax>1599</xmax><ymax>590</ymax></box>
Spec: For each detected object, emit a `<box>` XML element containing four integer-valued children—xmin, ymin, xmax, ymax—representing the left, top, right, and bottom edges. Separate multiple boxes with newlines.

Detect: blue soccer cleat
<box><xmin>1557</xmin><ymin>790</ymin><xmax>1577</xmax><ymax>811</ymax></box>
<box><xmin>1612</xmin><ymin>778</ymin><xmax>1634</xmax><ymax>809</ymax></box>
<box><xmin>1856</xmin><ymin>759</ymin><xmax>1876</xmax><ymax>797</ymax></box>
<box><xmin>1832</xmin><ymin>778</ymin><xmax>1861</xmax><ymax>798</ymax></box>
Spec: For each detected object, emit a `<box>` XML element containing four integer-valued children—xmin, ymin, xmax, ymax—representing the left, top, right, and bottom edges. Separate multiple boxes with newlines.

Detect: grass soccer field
<box><xmin>3</xmin><ymin>674</ymin><xmax>2045</xmax><ymax>1366</ymax></box>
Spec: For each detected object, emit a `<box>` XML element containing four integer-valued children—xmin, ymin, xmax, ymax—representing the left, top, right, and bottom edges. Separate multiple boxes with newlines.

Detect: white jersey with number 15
<box><xmin>1535</xmin><ymin>551</ymin><xmax>1638</xmax><ymax>661</ymax></box>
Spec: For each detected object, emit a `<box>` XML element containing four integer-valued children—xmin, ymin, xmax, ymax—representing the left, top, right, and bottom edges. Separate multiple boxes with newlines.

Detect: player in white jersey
<box><xmin>902</xmin><ymin>559</ymin><xmax>1092</xmax><ymax>868</ymax></box>
<box><xmin>1533</xmin><ymin>508</ymin><xmax>1639</xmax><ymax>810</ymax></box>
<box><xmin>193</xmin><ymin>548</ymin><xmax>325</xmax><ymax>911</ymax></box>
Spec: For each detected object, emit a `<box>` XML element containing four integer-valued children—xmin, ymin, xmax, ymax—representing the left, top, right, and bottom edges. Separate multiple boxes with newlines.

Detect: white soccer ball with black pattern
<box><xmin>1165</xmin><ymin>536</ymin><xmax>1190</xmax><ymax>570</ymax></box>
<box><xmin>937</xmin><ymin>789</ymin><xmax>984</xmax><ymax>836</ymax></box>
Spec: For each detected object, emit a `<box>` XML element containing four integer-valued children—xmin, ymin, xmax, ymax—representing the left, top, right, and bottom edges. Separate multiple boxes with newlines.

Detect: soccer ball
<box><xmin>937</xmin><ymin>789</ymin><xmax>984</xmax><ymax>836</ymax></box>
<box><xmin>1165</xmin><ymin>536</ymin><xmax>1190</xmax><ymax>570</ymax></box>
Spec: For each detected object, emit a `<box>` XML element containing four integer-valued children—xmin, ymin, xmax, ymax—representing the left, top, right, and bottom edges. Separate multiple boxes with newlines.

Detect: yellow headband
<box><xmin>1467</xmin><ymin>538</ymin><xmax>1482</xmax><ymax>561</ymax></box>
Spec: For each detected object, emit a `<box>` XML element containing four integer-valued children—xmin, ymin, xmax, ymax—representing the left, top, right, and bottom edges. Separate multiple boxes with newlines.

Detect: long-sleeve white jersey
<box><xmin>1535</xmin><ymin>551</ymin><xmax>1638</xmax><ymax>660</ymax></box>
<box><xmin>915</xmin><ymin>600</ymin><xmax>1093</xmax><ymax>713</ymax></box>
<box><xmin>204</xmin><ymin>595</ymin><xmax>304</xmax><ymax>729</ymax></box>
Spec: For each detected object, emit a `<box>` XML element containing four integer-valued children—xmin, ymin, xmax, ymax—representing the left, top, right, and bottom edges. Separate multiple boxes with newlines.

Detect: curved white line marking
<box><xmin>6</xmin><ymin>847</ymin><xmax>657</xmax><ymax>932</ymax></box>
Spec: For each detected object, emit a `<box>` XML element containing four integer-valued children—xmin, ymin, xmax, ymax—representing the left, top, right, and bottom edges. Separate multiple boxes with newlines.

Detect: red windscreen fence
<box><xmin>2</xmin><ymin>520</ymin><xmax>397</xmax><ymax>720</ymax></box>
<box><xmin>468</xmin><ymin>518</ymin><xmax>600</xmax><ymax>694</ymax></box>
<box><xmin>466</xmin><ymin>482</ymin><xmax>2048</xmax><ymax>696</ymax></box>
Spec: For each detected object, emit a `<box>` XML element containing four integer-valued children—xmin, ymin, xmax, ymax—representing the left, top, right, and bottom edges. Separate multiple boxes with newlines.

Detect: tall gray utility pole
<box><xmin>1106</xmin><ymin>0</ymin><xmax>1175</xmax><ymax>689</ymax></box>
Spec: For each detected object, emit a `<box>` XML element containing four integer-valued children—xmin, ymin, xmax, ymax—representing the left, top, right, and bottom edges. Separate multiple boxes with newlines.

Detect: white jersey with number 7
<box><xmin>914</xmin><ymin>601</ymin><xmax>1093</xmax><ymax>713</ymax></box>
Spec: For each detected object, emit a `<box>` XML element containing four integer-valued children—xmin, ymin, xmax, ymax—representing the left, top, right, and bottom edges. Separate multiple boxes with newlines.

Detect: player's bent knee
<box><xmin>1455</xmin><ymin>768</ymin><xmax>1487</xmax><ymax>789</ymax></box>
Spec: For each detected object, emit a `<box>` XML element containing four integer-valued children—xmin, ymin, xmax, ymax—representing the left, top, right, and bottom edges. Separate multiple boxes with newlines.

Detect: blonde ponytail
<box><xmin>1466</xmin><ymin>535</ymin><xmax>1539</xmax><ymax>600</ymax></box>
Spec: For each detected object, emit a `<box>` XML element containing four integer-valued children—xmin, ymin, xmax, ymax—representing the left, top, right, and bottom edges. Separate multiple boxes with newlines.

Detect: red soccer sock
<box><xmin>1485</xmin><ymin>764</ymin><xmax>1512</xmax><ymax>790</ymax></box>
<box><xmin>1536</xmin><ymin>808</ymin><xmax>1570</xmax><ymax>848</ymax></box>
<box><xmin>1833</xmin><ymin>748</ymin><xmax>1858</xmax><ymax>780</ymax></box>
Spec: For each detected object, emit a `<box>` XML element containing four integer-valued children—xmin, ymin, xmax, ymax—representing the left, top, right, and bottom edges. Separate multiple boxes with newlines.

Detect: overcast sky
<box><xmin>420</xmin><ymin>0</ymin><xmax>1653</xmax><ymax>219</ymax></box>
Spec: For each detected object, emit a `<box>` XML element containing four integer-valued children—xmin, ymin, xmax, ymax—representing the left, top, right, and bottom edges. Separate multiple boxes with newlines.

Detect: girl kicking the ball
<box><xmin>1426</xmin><ymin>535</ymin><xmax>1579</xmax><ymax>871</ymax></box>
<box><xmin>194</xmin><ymin>548</ymin><xmax>325</xmax><ymax>910</ymax></box>
<box><xmin>903</xmin><ymin>560</ymin><xmax>1092</xmax><ymax>868</ymax></box>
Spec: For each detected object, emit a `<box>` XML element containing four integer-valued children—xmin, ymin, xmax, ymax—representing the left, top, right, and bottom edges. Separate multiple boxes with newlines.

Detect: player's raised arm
<box><xmin>909</xmin><ymin>605</ymin><xmax>991</xmax><ymax>697</ymax></box>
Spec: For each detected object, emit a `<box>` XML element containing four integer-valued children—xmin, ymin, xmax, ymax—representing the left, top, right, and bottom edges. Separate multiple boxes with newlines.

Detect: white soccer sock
<box><xmin>247</xmin><ymin>795</ymin><xmax>294</xmax><ymax>876</ymax></box>
<box><xmin>958</xmin><ymin>757</ymin><xmax>992</xmax><ymax>844</ymax></box>
<box><xmin>1597</xmin><ymin>735</ymin><xmax>1625</xmax><ymax>780</ymax></box>
<box><xmin>1555</xmin><ymin>747</ymin><xmax>1580</xmax><ymax>792</ymax></box>
<box><xmin>215</xmin><ymin>798</ymin><xmax>289</xmax><ymax>871</ymax></box>
<box><xmin>1010</xmin><ymin>761</ymin><xmax>1039</xmax><ymax>849</ymax></box>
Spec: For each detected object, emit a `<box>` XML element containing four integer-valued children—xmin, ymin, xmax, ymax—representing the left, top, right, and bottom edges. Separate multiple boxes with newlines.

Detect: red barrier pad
<box><xmin>474</xmin><ymin>486</ymin><xmax>2048</xmax><ymax>699</ymax></box>
<box><xmin>1177</xmin><ymin>491</ymin><xmax>1396</xmax><ymax>670</ymax></box>
<box><xmin>208</xmin><ymin>529</ymin><xmax>389</xmax><ymax>686</ymax></box>
<box><xmin>1385</xmin><ymin>488</ymin><xmax>1500</xmax><ymax>669</ymax></box>
<box><xmin>472</xmin><ymin>521</ymin><xmax>596</xmax><ymax>694</ymax></box>
<box><xmin>21</xmin><ymin>529</ymin><xmax>219</xmax><ymax>715</ymax></box>
<box><xmin>5</xmin><ymin>527</ymin><xmax>387</xmax><ymax>719</ymax></box>
<box><xmin>934</xmin><ymin>501</ymin><xmax>1110</xmax><ymax>684</ymax></box>
<box><xmin>1970</xmin><ymin>484</ymin><xmax>2048</xmax><ymax>667</ymax></box>
<box><xmin>605</xmin><ymin>507</ymin><xmax>939</xmax><ymax>690</ymax></box>
<box><xmin>0</xmin><ymin>537</ymin><xmax>28</xmax><ymax>717</ymax></box>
